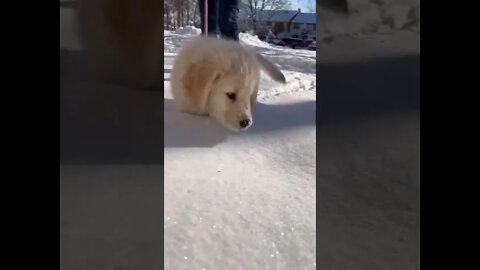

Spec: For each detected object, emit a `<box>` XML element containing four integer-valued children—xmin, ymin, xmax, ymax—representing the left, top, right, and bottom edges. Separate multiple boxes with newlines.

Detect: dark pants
<box><xmin>198</xmin><ymin>0</ymin><xmax>240</xmax><ymax>41</ymax></box>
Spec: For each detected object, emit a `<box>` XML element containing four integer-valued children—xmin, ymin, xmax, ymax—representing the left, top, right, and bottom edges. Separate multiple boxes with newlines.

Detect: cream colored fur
<box><xmin>171</xmin><ymin>36</ymin><xmax>286</xmax><ymax>131</ymax></box>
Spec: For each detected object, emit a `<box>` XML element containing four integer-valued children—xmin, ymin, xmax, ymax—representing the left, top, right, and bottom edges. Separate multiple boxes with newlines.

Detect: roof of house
<box><xmin>238</xmin><ymin>9</ymin><xmax>276</xmax><ymax>21</ymax></box>
<box><xmin>239</xmin><ymin>9</ymin><xmax>299</xmax><ymax>21</ymax></box>
<box><xmin>239</xmin><ymin>9</ymin><xmax>316</xmax><ymax>24</ymax></box>
<box><xmin>267</xmin><ymin>10</ymin><xmax>299</xmax><ymax>22</ymax></box>
<box><xmin>291</xmin><ymin>13</ymin><xmax>316</xmax><ymax>24</ymax></box>
<box><xmin>256</xmin><ymin>10</ymin><xmax>276</xmax><ymax>21</ymax></box>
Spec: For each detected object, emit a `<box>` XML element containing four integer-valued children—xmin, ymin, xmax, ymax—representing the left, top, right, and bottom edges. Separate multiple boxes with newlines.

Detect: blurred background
<box><xmin>316</xmin><ymin>1</ymin><xmax>420</xmax><ymax>270</ymax></box>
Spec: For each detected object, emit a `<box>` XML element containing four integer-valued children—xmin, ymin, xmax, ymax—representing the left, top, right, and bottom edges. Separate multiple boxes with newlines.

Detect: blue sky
<box><xmin>294</xmin><ymin>0</ymin><xmax>316</xmax><ymax>12</ymax></box>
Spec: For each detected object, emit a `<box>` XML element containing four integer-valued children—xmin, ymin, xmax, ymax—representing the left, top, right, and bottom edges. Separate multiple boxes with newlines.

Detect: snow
<box><xmin>174</xmin><ymin>26</ymin><xmax>202</xmax><ymax>36</ymax></box>
<box><xmin>163</xmin><ymin>28</ymin><xmax>316</xmax><ymax>269</ymax></box>
<box><xmin>239</xmin><ymin>32</ymin><xmax>272</xmax><ymax>48</ymax></box>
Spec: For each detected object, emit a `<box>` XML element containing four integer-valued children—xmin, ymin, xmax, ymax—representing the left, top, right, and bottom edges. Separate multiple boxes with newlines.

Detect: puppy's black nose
<box><xmin>239</xmin><ymin>119</ymin><xmax>250</xmax><ymax>128</ymax></box>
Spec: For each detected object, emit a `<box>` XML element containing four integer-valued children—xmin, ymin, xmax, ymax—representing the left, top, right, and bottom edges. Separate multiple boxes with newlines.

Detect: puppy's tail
<box><xmin>255</xmin><ymin>53</ymin><xmax>287</xmax><ymax>84</ymax></box>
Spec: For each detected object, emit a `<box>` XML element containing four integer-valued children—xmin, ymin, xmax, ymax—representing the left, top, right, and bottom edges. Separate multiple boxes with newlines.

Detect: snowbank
<box><xmin>174</xmin><ymin>26</ymin><xmax>202</xmax><ymax>36</ymax></box>
<box><xmin>171</xmin><ymin>27</ymin><xmax>272</xmax><ymax>49</ymax></box>
<box><xmin>239</xmin><ymin>32</ymin><xmax>271</xmax><ymax>48</ymax></box>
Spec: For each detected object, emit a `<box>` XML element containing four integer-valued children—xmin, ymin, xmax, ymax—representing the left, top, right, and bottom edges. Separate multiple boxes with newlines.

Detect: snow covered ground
<box><xmin>163</xmin><ymin>28</ymin><xmax>316</xmax><ymax>270</ymax></box>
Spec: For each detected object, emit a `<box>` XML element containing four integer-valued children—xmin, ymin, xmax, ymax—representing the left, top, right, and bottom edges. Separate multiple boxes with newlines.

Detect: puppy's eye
<box><xmin>226</xmin><ymin>92</ymin><xmax>236</xmax><ymax>101</ymax></box>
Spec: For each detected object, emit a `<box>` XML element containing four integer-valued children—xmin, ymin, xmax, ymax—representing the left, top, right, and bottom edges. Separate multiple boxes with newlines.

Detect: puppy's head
<box><xmin>208</xmin><ymin>74</ymin><xmax>257</xmax><ymax>132</ymax></box>
<box><xmin>182</xmin><ymin>61</ymin><xmax>257</xmax><ymax>132</ymax></box>
<box><xmin>180</xmin><ymin>39</ymin><xmax>285</xmax><ymax>132</ymax></box>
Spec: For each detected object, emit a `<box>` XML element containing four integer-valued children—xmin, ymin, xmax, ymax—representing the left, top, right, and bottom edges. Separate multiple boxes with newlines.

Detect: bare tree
<box><xmin>164</xmin><ymin>0</ymin><xmax>200</xmax><ymax>30</ymax></box>
<box><xmin>165</xmin><ymin>0</ymin><xmax>293</xmax><ymax>31</ymax></box>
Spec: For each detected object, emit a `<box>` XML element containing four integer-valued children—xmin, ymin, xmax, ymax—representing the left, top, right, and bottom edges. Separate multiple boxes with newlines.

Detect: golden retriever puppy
<box><xmin>76</xmin><ymin>0</ymin><xmax>163</xmax><ymax>88</ymax></box>
<box><xmin>171</xmin><ymin>36</ymin><xmax>286</xmax><ymax>131</ymax></box>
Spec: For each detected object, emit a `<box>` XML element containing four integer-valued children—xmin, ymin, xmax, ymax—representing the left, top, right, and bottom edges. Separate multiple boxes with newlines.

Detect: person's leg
<box><xmin>218</xmin><ymin>0</ymin><xmax>240</xmax><ymax>41</ymax></box>
<box><xmin>198</xmin><ymin>0</ymin><xmax>218</xmax><ymax>37</ymax></box>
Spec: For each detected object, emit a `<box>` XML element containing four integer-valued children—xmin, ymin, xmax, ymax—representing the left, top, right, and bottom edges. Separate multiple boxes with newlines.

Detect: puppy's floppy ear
<box><xmin>181</xmin><ymin>62</ymin><xmax>222</xmax><ymax>114</ymax></box>
<box><xmin>255</xmin><ymin>53</ymin><xmax>286</xmax><ymax>84</ymax></box>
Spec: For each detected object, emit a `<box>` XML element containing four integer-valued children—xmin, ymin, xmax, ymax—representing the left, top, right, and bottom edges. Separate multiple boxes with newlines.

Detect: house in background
<box><xmin>238</xmin><ymin>9</ymin><xmax>279</xmax><ymax>33</ymax></box>
<box><xmin>239</xmin><ymin>9</ymin><xmax>317</xmax><ymax>37</ymax></box>
<box><xmin>290</xmin><ymin>12</ymin><xmax>316</xmax><ymax>33</ymax></box>
<box><xmin>261</xmin><ymin>9</ymin><xmax>300</xmax><ymax>34</ymax></box>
